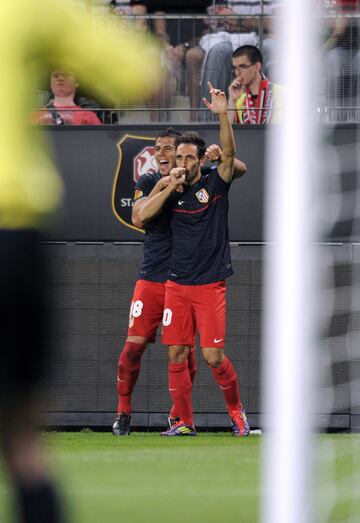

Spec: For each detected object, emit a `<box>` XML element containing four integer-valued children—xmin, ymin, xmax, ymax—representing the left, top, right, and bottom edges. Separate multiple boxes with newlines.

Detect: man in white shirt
<box><xmin>198</xmin><ymin>0</ymin><xmax>277</xmax><ymax>121</ymax></box>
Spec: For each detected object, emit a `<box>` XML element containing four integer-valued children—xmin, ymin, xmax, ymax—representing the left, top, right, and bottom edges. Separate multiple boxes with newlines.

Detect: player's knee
<box><xmin>206</xmin><ymin>356</ymin><xmax>222</xmax><ymax>368</ymax></box>
<box><xmin>123</xmin><ymin>339</ymin><xmax>146</xmax><ymax>360</ymax></box>
<box><xmin>127</xmin><ymin>335</ymin><xmax>147</xmax><ymax>346</ymax></box>
<box><xmin>202</xmin><ymin>348</ymin><xmax>224</xmax><ymax>368</ymax></box>
<box><xmin>168</xmin><ymin>345</ymin><xmax>188</xmax><ymax>364</ymax></box>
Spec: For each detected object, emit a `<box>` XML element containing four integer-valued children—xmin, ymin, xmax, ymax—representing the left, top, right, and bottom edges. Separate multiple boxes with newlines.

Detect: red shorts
<box><xmin>162</xmin><ymin>280</ymin><xmax>226</xmax><ymax>348</ymax></box>
<box><xmin>127</xmin><ymin>279</ymin><xmax>165</xmax><ymax>342</ymax></box>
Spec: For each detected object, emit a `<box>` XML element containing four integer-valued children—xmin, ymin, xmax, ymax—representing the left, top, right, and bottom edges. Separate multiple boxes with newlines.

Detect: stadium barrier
<box><xmin>31</xmin><ymin>10</ymin><xmax>360</xmax><ymax>124</ymax></box>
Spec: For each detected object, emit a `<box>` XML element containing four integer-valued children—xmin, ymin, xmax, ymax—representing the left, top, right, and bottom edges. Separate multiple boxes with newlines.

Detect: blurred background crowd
<box><xmin>31</xmin><ymin>0</ymin><xmax>360</xmax><ymax>124</ymax></box>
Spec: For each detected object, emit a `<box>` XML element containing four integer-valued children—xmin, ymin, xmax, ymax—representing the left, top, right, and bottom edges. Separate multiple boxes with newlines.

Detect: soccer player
<box><xmin>138</xmin><ymin>82</ymin><xmax>249</xmax><ymax>437</ymax></box>
<box><xmin>112</xmin><ymin>127</ymin><xmax>197</xmax><ymax>436</ymax></box>
<box><xmin>112</xmin><ymin>129</ymin><xmax>247</xmax><ymax>436</ymax></box>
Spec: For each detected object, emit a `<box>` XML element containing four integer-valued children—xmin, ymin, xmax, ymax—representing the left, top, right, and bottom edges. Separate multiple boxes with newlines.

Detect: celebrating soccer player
<box><xmin>135</xmin><ymin>82</ymin><xmax>249</xmax><ymax>436</ymax></box>
<box><xmin>113</xmin><ymin>125</ymin><xmax>247</xmax><ymax>436</ymax></box>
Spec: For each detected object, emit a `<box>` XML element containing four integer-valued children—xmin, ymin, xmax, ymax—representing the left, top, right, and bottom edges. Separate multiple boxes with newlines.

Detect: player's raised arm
<box><xmin>203</xmin><ymin>82</ymin><xmax>236</xmax><ymax>183</ymax></box>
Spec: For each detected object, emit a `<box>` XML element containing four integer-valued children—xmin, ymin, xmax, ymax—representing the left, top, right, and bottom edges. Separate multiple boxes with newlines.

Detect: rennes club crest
<box><xmin>112</xmin><ymin>134</ymin><xmax>156</xmax><ymax>232</ymax></box>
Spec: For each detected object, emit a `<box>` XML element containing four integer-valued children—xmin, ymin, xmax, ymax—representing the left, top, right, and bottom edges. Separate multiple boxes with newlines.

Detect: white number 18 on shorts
<box><xmin>129</xmin><ymin>300</ymin><xmax>144</xmax><ymax>327</ymax></box>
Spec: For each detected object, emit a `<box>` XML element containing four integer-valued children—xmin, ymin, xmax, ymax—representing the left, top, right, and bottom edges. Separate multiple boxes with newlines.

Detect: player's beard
<box><xmin>184</xmin><ymin>164</ymin><xmax>200</xmax><ymax>185</ymax></box>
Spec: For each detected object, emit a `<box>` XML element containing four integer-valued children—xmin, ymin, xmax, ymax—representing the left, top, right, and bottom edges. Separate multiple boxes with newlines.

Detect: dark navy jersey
<box><xmin>168</xmin><ymin>166</ymin><xmax>233</xmax><ymax>285</ymax></box>
<box><xmin>134</xmin><ymin>171</ymin><xmax>172</xmax><ymax>282</ymax></box>
<box><xmin>134</xmin><ymin>166</ymin><xmax>217</xmax><ymax>283</ymax></box>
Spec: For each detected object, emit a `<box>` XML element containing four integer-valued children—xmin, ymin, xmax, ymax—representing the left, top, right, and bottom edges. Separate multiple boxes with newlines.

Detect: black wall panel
<box><xmin>46</xmin><ymin>125</ymin><xmax>265</xmax><ymax>242</ymax></box>
<box><xmin>44</xmin><ymin>124</ymin><xmax>359</xmax><ymax>243</ymax></box>
<box><xmin>43</xmin><ymin>243</ymin><xmax>264</xmax><ymax>428</ymax></box>
<box><xmin>41</xmin><ymin>243</ymin><xmax>359</xmax><ymax>430</ymax></box>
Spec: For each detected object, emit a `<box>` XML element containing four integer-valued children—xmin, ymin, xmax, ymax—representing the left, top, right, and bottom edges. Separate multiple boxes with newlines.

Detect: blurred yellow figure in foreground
<box><xmin>0</xmin><ymin>2</ymin><xmax>163</xmax><ymax>522</ymax></box>
<box><xmin>0</xmin><ymin>0</ymin><xmax>163</xmax><ymax>228</ymax></box>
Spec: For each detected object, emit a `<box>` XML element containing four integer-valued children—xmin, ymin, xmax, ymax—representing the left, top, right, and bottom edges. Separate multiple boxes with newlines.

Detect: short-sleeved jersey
<box><xmin>134</xmin><ymin>171</ymin><xmax>172</xmax><ymax>282</ymax></box>
<box><xmin>134</xmin><ymin>166</ymin><xmax>215</xmax><ymax>283</ymax></box>
<box><xmin>168</xmin><ymin>166</ymin><xmax>233</xmax><ymax>285</ymax></box>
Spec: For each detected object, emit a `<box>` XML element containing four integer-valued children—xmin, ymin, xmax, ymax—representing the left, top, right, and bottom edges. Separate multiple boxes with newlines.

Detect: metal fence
<box><xmin>31</xmin><ymin>8</ymin><xmax>360</xmax><ymax>124</ymax></box>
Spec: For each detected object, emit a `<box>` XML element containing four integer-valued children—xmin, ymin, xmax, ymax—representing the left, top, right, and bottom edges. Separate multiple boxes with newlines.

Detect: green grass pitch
<box><xmin>0</xmin><ymin>432</ymin><xmax>359</xmax><ymax>522</ymax></box>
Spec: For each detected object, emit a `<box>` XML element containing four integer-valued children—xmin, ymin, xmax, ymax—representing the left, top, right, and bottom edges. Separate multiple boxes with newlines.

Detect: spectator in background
<box><xmin>110</xmin><ymin>1</ymin><xmax>210</xmax><ymax>121</ymax></box>
<box><xmin>107</xmin><ymin>1</ymin><xmax>179</xmax><ymax>121</ymax></box>
<box><xmin>188</xmin><ymin>0</ymin><xmax>278</xmax><ymax>120</ymax></box>
<box><xmin>31</xmin><ymin>71</ymin><xmax>102</xmax><ymax>125</ymax></box>
<box><xmin>228</xmin><ymin>45</ymin><xmax>284</xmax><ymax>124</ymax></box>
<box><xmin>194</xmin><ymin>0</ymin><xmax>259</xmax><ymax>120</ymax></box>
<box><xmin>146</xmin><ymin>40</ymin><xmax>179</xmax><ymax>122</ymax></box>
<box><xmin>149</xmin><ymin>3</ymin><xmax>210</xmax><ymax>121</ymax></box>
<box><xmin>109</xmin><ymin>0</ymin><xmax>147</xmax><ymax>30</ymax></box>
<box><xmin>318</xmin><ymin>0</ymin><xmax>359</xmax><ymax>121</ymax></box>
<box><xmin>81</xmin><ymin>0</ymin><xmax>182</xmax><ymax>123</ymax></box>
<box><xmin>188</xmin><ymin>1</ymin><xmax>285</xmax><ymax>121</ymax></box>
<box><xmin>144</xmin><ymin>4</ymin><xmax>203</xmax><ymax>121</ymax></box>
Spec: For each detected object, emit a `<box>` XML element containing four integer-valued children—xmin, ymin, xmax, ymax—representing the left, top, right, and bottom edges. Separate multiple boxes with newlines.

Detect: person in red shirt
<box><xmin>31</xmin><ymin>71</ymin><xmax>102</xmax><ymax>125</ymax></box>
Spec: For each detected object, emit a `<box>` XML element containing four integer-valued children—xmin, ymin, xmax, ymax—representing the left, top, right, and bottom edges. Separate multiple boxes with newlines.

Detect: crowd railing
<box><xmin>30</xmin><ymin>11</ymin><xmax>360</xmax><ymax>124</ymax></box>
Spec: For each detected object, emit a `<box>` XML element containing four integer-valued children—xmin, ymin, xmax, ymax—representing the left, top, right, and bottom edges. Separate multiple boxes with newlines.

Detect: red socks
<box><xmin>168</xmin><ymin>361</ymin><xmax>194</xmax><ymax>426</ymax></box>
<box><xmin>170</xmin><ymin>348</ymin><xmax>197</xmax><ymax>420</ymax></box>
<box><xmin>210</xmin><ymin>356</ymin><xmax>242</xmax><ymax>415</ymax></box>
<box><xmin>117</xmin><ymin>341</ymin><xmax>146</xmax><ymax>414</ymax></box>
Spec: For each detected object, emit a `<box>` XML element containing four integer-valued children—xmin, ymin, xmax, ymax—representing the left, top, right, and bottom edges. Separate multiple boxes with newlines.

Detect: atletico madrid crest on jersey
<box><xmin>112</xmin><ymin>134</ymin><xmax>156</xmax><ymax>232</ymax></box>
<box><xmin>195</xmin><ymin>188</ymin><xmax>210</xmax><ymax>204</ymax></box>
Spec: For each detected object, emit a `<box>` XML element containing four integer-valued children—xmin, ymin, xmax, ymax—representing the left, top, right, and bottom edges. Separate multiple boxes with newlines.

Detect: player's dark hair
<box><xmin>155</xmin><ymin>127</ymin><xmax>182</xmax><ymax>141</ymax></box>
<box><xmin>232</xmin><ymin>45</ymin><xmax>263</xmax><ymax>65</ymax></box>
<box><xmin>175</xmin><ymin>132</ymin><xmax>206</xmax><ymax>159</ymax></box>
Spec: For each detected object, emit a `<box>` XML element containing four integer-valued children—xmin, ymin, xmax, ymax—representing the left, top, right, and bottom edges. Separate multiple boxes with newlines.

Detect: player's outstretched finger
<box><xmin>208</xmin><ymin>81</ymin><xmax>214</xmax><ymax>93</ymax></box>
<box><xmin>202</xmin><ymin>97</ymin><xmax>211</xmax><ymax>108</ymax></box>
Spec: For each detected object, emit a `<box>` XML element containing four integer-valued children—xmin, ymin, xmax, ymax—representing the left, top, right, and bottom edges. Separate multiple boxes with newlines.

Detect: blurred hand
<box><xmin>60</xmin><ymin>112</ymin><xmax>74</xmax><ymax>125</ymax></box>
<box><xmin>205</xmin><ymin>144</ymin><xmax>222</xmax><ymax>163</ymax></box>
<box><xmin>37</xmin><ymin>112</ymin><xmax>55</xmax><ymax>125</ymax></box>
<box><xmin>170</xmin><ymin>168</ymin><xmax>186</xmax><ymax>191</ymax></box>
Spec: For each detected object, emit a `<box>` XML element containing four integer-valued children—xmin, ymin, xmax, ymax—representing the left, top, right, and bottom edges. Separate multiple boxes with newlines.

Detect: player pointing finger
<box><xmin>203</xmin><ymin>81</ymin><xmax>228</xmax><ymax>115</ymax></box>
